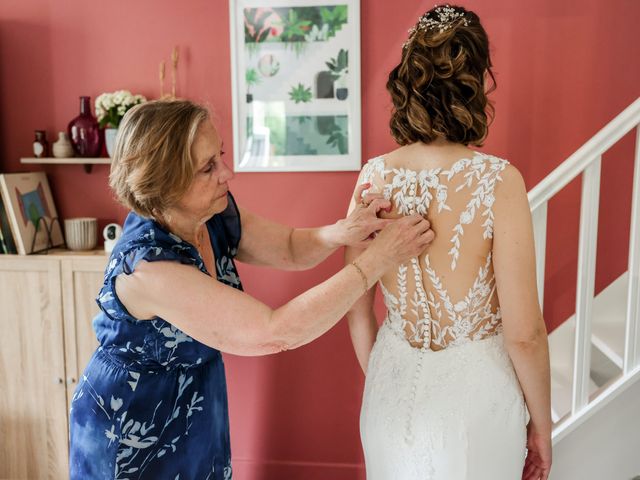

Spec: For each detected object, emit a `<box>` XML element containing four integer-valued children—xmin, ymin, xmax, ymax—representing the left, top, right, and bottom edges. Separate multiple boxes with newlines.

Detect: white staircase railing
<box><xmin>527</xmin><ymin>97</ymin><xmax>640</xmax><ymax>441</ymax></box>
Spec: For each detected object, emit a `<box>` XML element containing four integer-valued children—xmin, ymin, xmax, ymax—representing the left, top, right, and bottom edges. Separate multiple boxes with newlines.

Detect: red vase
<box><xmin>68</xmin><ymin>96</ymin><xmax>102</xmax><ymax>157</ymax></box>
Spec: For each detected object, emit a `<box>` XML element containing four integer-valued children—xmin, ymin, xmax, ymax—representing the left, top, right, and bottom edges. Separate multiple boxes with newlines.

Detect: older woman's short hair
<box><xmin>109</xmin><ymin>99</ymin><xmax>210</xmax><ymax>219</ymax></box>
<box><xmin>387</xmin><ymin>5</ymin><xmax>495</xmax><ymax>146</ymax></box>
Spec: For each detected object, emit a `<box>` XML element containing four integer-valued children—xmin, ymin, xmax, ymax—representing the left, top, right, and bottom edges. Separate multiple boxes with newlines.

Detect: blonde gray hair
<box><xmin>109</xmin><ymin>99</ymin><xmax>210</xmax><ymax>219</ymax></box>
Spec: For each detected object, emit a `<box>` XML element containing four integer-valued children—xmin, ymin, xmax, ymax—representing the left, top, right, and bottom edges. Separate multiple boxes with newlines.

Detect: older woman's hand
<box><xmin>336</xmin><ymin>183</ymin><xmax>394</xmax><ymax>248</ymax></box>
<box><xmin>365</xmin><ymin>214</ymin><xmax>434</xmax><ymax>268</ymax></box>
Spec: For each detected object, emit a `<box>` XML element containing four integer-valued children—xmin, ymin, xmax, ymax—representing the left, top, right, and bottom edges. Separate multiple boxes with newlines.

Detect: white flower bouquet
<box><xmin>95</xmin><ymin>90</ymin><xmax>146</xmax><ymax>128</ymax></box>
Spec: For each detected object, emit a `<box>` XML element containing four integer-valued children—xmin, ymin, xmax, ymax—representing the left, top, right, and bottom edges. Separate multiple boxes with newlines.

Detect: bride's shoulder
<box><xmin>361</xmin><ymin>145</ymin><xmax>407</xmax><ymax>172</ymax></box>
<box><xmin>476</xmin><ymin>150</ymin><xmax>510</xmax><ymax>166</ymax></box>
<box><xmin>490</xmin><ymin>157</ymin><xmax>528</xmax><ymax>203</ymax></box>
<box><xmin>360</xmin><ymin>153</ymin><xmax>390</xmax><ymax>179</ymax></box>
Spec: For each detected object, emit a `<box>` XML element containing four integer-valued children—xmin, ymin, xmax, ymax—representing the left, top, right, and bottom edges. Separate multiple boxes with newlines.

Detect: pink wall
<box><xmin>1</xmin><ymin>0</ymin><xmax>639</xmax><ymax>477</ymax></box>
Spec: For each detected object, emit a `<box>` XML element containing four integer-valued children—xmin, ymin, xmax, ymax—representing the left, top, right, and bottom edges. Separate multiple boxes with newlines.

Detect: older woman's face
<box><xmin>177</xmin><ymin>120</ymin><xmax>233</xmax><ymax>221</ymax></box>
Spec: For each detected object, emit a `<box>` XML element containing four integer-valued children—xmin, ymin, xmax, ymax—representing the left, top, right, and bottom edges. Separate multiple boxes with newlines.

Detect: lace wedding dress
<box><xmin>359</xmin><ymin>151</ymin><xmax>529</xmax><ymax>480</ymax></box>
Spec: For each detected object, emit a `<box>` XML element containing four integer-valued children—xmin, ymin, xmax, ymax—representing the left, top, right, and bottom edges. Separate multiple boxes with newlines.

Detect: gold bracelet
<box><xmin>351</xmin><ymin>261</ymin><xmax>369</xmax><ymax>293</ymax></box>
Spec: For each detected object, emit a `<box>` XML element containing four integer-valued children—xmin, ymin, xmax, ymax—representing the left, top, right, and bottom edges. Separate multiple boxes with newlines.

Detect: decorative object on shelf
<box><xmin>95</xmin><ymin>90</ymin><xmax>147</xmax><ymax>157</ymax></box>
<box><xmin>171</xmin><ymin>46</ymin><xmax>179</xmax><ymax>98</ymax></box>
<box><xmin>0</xmin><ymin>194</ymin><xmax>18</xmax><ymax>254</ymax></box>
<box><xmin>230</xmin><ymin>1</ymin><xmax>361</xmax><ymax>172</ymax></box>
<box><xmin>159</xmin><ymin>60</ymin><xmax>166</xmax><ymax>98</ymax></box>
<box><xmin>0</xmin><ymin>172</ymin><xmax>64</xmax><ymax>255</ymax></box>
<box><xmin>158</xmin><ymin>46</ymin><xmax>180</xmax><ymax>99</ymax></box>
<box><xmin>104</xmin><ymin>128</ymin><xmax>118</xmax><ymax>158</ymax></box>
<box><xmin>52</xmin><ymin>131</ymin><xmax>74</xmax><ymax>158</ymax></box>
<box><xmin>64</xmin><ymin>217</ymin><xmax>98</xmax><ymax>251</ymax></box>
<box><xmin>68</xmin><ymin>96</ymin><xmax>102</xmax><ymax>157</ymax></box>
<box><xmin>33</xmin><ymin>130</ymin><xmax>49</xmax><ymax>158</ymax></box>
<box><xmin>102</xmin><ymin>222</ymin><xmax>123</xmax><ymax>254</ymax></box>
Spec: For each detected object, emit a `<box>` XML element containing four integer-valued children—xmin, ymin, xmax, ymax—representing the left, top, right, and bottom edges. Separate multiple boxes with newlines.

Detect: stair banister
<box><xmin>624</xmin><ymin>125</ymin><xmax>640</xmax><ymax>375</ymax></box>
<box><xmin>525</xmin><ymin>97</ymin><xmax>640</xmax><ymax>430</ymax></box>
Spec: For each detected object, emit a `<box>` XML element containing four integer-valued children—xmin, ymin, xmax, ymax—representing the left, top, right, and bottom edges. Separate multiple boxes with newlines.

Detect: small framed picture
<box><xmin>230</xmin><ymin>0</ymin><xmax>361</xmax><ymax>172</ymax></box>
<box><xmin>0</xmin><ymin>172</ymin><xmax>64</xmax><ymax>255</ymax></box>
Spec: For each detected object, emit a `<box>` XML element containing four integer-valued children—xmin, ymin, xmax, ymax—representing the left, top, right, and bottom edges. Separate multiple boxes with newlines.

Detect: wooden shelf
<box><xmin>20</xmin><ymin>157</ymin><xmax>111</xmax><ymax>164</ymax></box>
<box><xmin>20</xmin><ymin>157</ymin><xmax>111</xmax><ymax>173</ymax></box>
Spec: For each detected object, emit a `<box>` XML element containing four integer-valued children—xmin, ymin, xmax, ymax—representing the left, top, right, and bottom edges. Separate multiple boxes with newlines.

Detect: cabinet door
<box><xmin>61</xmin><ymin>257</ymin><xmax>107</xmax><ymax>413</ymax></box>
<box><xmin>0</xmin><ymin>258</ymin><xmax>68</xmax><ymax>480</ymax></box>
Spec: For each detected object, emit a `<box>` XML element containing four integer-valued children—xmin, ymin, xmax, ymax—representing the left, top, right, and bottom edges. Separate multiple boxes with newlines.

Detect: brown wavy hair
<box><xmin>387</xmin><ymin>5</ymin><xmax>496</xmax><ymax>146</ymax></box>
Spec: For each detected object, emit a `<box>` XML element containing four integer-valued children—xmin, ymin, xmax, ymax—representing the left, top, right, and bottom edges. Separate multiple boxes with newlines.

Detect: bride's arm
<box><xmin>492</xmin><ymin>164</ymin><xmax>552</xmax><ymax>473</ymax></box>
<box><xmin>235</xmin><ymin>183</ymin><xmax>391</xmax><ymax>271</ymax></box>
<box><xmin>344</xmin><ymin>181</ymin><xmax>380</xmax><ymax>373</ymax></box>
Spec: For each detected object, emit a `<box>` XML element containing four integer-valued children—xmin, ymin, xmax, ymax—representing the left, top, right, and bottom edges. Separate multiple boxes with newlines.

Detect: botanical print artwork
<box><xmin>232</xmin><ymin>1</ymin><xmax>360</xmax><ymax>171</ymax></box>
<box><xmin>244</xmin><ymin>6</ymin><xmax>348</xmax><ymax>47</ymax></box>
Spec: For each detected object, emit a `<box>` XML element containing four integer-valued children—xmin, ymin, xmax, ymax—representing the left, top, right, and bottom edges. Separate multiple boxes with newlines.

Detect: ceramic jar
<box><xmin>52</xmin><ymin>131</ymin><xmax>74</xmax><ymax>158</ymax></box>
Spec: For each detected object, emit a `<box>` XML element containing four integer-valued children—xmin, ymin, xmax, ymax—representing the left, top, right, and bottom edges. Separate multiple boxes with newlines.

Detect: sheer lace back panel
<box><xmin>362</xmin><ymin>151</ymin><xmax>510</xmax><ymax>352</ymax></box>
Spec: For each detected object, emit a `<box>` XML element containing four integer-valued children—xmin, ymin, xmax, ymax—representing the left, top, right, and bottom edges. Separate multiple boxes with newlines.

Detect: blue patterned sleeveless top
<box><xmin>69</xmin><ymin>192</ymin><xmax>242</xmax><ymax>480</ymax></box>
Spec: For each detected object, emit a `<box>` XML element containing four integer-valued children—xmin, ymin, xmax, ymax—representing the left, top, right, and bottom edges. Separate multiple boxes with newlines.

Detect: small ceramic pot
<box><xmin>64</xmin><ymin>217</ymin><xmax>98</xmax><ymax>251</ymax></box>
<box><xmin>52</xmin><ymin>131</ymin><xmax>74</xmax><ymax>158</ymax></box>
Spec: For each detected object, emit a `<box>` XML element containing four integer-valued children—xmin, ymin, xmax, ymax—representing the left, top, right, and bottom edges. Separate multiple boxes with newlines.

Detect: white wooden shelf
<box><xmin>20</xmin><ymin>157</ymin><xmax>111</xmax><ymax>173</ymax></box>
<box><xmin>20</xmin><ymin>157</ymin><xmax>111</xmax><ymax>165</ymax></box>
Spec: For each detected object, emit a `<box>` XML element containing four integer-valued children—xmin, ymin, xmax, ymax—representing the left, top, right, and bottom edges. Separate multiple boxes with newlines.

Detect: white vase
<box><xmin>105</xmin><ymin>128</ymin><xmax>119</xmax><ymax>158</ymax></box>
<box><xmin>52</xmin><ymin>131</ymin><xmax>74</xmax><ymax>158</ymax></box>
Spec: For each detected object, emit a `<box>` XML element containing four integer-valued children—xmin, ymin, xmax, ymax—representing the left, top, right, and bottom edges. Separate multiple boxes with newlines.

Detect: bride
<box><xmin>345</xmin><ymin>5</ymin><xmax>552</xmax><ymax>480</ymax></box>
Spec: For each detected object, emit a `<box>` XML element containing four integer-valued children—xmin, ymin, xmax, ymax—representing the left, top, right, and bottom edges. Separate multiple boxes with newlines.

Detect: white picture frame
<box><xmin>230</xmin><ymin>0</ymin><xmax>361</xmax><ymax>172</ymax></box>
<box><xmin>0</xmin><ymin>172</ymin><xmax>64</xmax><ymax>255</ymax></box>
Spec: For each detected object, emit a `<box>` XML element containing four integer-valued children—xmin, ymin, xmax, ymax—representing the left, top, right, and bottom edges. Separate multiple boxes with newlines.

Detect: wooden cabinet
<box><xmin>0</xmin><ymin>251</ymin><xmax>107</xmax><ymax>480</ymax></box>
<box><xmin>60</xmin><ymin>257</ymin><xmax>105</xmax><ymax>413</ymax></box>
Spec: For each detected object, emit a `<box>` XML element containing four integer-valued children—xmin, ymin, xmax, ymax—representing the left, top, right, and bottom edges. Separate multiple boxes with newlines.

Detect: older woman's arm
<box><xmin>115</xmin><ymin>214</ymin><xmax>432</xmax><ymax>357</ymax></box>
<box><xmin>235</xmin><ymin>183</ymin><xmax>391</xmax><ymax>271</ymax></box>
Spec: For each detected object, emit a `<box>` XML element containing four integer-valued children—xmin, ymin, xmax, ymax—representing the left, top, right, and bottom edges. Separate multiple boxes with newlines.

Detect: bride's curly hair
<box><xmin>387</xmin><ymin>5</ymin><xmax>496</xmax><ymax>146</ymax></box>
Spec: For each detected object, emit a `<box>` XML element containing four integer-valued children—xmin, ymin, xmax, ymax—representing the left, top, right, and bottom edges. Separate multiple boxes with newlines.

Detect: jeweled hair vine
<box><xmin>403</xmin><ymin>4</ymin><xmax>471</xmax><ymax>49</ymax></box>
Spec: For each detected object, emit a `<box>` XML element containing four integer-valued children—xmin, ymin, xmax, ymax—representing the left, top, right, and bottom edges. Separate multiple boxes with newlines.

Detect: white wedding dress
<box><xmin>359</xmin><ymin>151</ymin><xmax>530</xmax><ymax>480</ymax></box>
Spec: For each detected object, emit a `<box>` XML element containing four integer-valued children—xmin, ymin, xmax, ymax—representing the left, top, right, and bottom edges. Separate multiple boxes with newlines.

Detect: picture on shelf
<box><xmin>0</xmin><ymin>194</ymin><xmax>18</xmax><ymax>254</ymax></box>
<box><xmin>0</xmin><ymin>172</ymin><xmax>64</xmax><ymax>255</ymax></box>
<box><xmin>230</xmin><ymin>0</ymin><xmax>361</xmax><ymax>172</ymax></box>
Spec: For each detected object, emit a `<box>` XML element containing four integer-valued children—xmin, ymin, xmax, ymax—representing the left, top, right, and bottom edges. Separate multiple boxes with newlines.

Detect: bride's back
<box><xmin>362</xmin><ymin>142</ymin><xmax>510</xmax><ymax>351</ymax></box>
<box><xmin>354</xmin><ymin>1</ymin><xmax>523</xmax><ymax>353</ymax></box>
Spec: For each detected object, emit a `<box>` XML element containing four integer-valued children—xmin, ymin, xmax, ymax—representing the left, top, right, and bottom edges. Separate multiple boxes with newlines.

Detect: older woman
<box><xmin>68</xmin><ymin>99</ymin><xmax>434</xmax><ymax>479</ymax></box>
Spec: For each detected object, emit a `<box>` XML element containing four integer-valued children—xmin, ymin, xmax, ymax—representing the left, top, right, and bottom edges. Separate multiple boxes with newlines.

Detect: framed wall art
<box><xmin>230</xmin><ymin>0</ymin><xmax>361</xmax><ymax>172</ymax></box>
<box><xmin>0</xmin><ymin>172</ymin><xmax>64</xmax><ymax>255</ymax></box>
